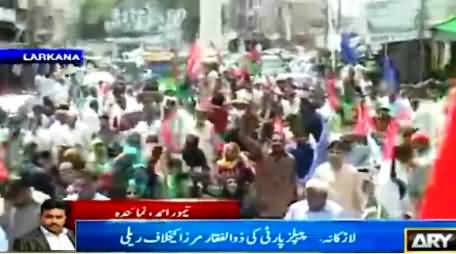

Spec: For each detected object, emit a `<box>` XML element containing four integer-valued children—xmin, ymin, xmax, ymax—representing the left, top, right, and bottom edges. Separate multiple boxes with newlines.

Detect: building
<box><xmin>13</xmin><ymin>0</ymin><xmax>77</xmax><ymax>46</ymax></box>
<box><xmin>199</xmin><ymin>0</ymin><xmax>225</xmax><ymax>47</ymax></box>
<box><xmin>0</xmin><ymin>0</ymin><xmax>20</xmax><ymax>45</ymax></box>
<box><xmin>228</xmin><ymin>0</ymin><xmax>326</xmax><ymax>48</ymax></box>
<box><xmin>0</xmin><ymin>0</ymin><xmax>77</xmax><ymax>91</ymax></box>
<box><xmin>284</xmin><ymin>0</ymin><xmax>327</xmax><ymax>47</ymax></box>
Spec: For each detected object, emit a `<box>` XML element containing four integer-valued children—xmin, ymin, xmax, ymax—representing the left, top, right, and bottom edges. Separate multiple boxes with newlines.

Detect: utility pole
<box><xmin>337</xmin><ymin>0</ymin><xmax>342</xmax><ymax>31</ymax></box>
<box><xmin>26</xmin><ymin>0</ymin><xmax>37</xmax><ymax>47</ymax></box>
<box><xmin>23</xmin><ymin>0</ymin><xmax>38</xmax><ymax>90</ymax></box>
<box><xmin>418</xmin><ymin>0</ymin><xmax>426</xmax><ymax>81</ymax></box>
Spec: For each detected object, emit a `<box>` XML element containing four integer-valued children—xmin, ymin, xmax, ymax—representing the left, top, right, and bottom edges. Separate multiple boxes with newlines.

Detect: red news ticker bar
<box><xmin>66</xmin><ymin>199</ymin><xmax>240</xmax><ymax>229</ymax></box>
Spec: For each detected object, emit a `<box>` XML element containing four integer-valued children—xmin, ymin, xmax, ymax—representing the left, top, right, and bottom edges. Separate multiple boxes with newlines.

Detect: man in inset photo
<box><xmin>12</xmin><ymin>199</ymin><xmax>75</xmax><ymax>252</ymax></box>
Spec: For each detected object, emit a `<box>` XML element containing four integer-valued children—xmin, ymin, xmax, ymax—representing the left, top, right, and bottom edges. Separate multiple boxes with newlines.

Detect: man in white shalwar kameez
<box><xmin>190</xmin><ymin>104</ymin><xmax>220</xmax><ymax>168</ymax></box>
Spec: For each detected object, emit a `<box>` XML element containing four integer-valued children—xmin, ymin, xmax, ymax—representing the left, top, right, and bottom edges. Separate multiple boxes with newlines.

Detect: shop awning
<box><xmin>432</xmin><ymin>16</ymin><xmax>456</xmax><ymax>41</ymax></box>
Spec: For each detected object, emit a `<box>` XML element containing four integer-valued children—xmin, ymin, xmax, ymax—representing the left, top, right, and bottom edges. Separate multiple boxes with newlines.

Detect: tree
<box><xmin>80</xmin><ymin>0</ymin><xmax>118</xmax><ymax>24</ymax></box>
<box><xmin>158</xmin><ymin>0</ymin><xmax>200</xmax><ymax>42</ymax></box>
<box><xmin>78</xmin><ymin>0</ymin><xmax>119</xmax><ymax>38</ymax></box>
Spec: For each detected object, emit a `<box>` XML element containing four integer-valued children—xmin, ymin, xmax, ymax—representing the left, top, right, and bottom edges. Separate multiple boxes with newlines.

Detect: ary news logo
<box><xmin>405</xmin><ymin>229</ymin><xmax>456</xmax><ymax>252</ymax></box>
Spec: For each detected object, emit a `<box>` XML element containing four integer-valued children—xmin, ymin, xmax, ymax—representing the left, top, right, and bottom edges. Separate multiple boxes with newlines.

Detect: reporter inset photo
<box><xmin>12</xmin><ymin>199</ymin><xmax>75</xmax><ymax>252</ymax></box>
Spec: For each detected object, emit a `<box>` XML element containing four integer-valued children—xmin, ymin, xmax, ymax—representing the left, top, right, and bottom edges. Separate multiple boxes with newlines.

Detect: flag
<box><xmin>304</xmin><ymin>120</ymin><xmax>329</xmax><ymax>182</ymax></box>
<box><xmin>383</xmin><ymin>119</ymin><xmax>399</xmax><ymax>160</ymax></box>
<box><xmin>326</xmin><ymin>75</ymin><xmax>340</xmax><ymax>111</ymax></box>
<box><xmin>158</xmin><ymin>77</ymin><xmax>178</xmax><ymax>93</ymax></box>
<box><xmin>0</xmin><ymin>160</ymin><xmax>8</xmax><ymax>183</ymax></box>
<box><xmin>353</xmin><ymin>101</ymin><xmax>372</xmax><ymax>136</ymax></box>
<box><xmin>383</xmin><ymin>56</ymin><xmax>400</xmax><ymax>95</ymax></box>
<box><xmin>186</xmin><ymin>42</ymin><xmax>203</xmax><ymax>80</ymax></box>
<box><xmin>419</xmin><ymin>90</ymin><xmax>456</xmax><ymax>219</ymax></box>
<box><xmin>160</xmin><ymin>112</ymin><xmax>180</xmax><ymax>153</ymax></box>
<box><xmin>340</xmin><ymin>33</ymin><xmax>359</xmax><ymax>65</ymax></box>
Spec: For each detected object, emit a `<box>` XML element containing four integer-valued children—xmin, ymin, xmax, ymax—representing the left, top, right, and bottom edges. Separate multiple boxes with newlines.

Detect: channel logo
<box><xmin>405</xmin><ymin>228</ymin><xmax>456</xmax><ymax>252</ymax></box>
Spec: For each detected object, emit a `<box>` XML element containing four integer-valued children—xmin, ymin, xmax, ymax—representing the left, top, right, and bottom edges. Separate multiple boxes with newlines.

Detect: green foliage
<box><xmin>157</xmin><ymin>0</ymin><xmax>179</xmax><ymax>9</ymax></box>
<box><xmin>80</xmin><ymin>0</ymin><xmax>118</xmax><ymax>24</ymax></box>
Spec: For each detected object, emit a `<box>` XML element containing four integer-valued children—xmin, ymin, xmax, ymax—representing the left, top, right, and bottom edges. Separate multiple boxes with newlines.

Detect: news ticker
<box><xmin>65</xmin><ymin>200</ymin><xmax>240</xmax><ymax>230</ymax></box>
<box><xmin>73</xmin><ymin>220</ymin><xmax>456</xmax><ymax>253</ymax></box>
<box><xmin>0</xmin><ymin>48</ymin><xmax>84</xmax><ymax>65</ymax></box>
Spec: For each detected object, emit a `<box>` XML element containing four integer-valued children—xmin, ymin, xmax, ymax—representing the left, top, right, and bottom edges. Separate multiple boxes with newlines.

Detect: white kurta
<box><xmin>191</xmin><ymin>121</ymin><xmax>218</xmax><ymax>167</ymax></box>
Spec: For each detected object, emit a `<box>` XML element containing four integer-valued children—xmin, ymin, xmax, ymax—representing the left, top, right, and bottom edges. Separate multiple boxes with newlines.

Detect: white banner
<box><xmin>0</xmin><ymin>7</ymin><xmax>16</xmax><ymax>23</ymax></box>
<box><xmin>365</xmin><ymin>0</ymin><xmax>424</xmax><ymax>44</ymax></box>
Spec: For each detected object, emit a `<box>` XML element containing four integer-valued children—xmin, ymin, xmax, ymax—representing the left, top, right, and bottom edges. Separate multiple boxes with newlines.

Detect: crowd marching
<box><xmin>0</xmin><ymin>41</ymin><xmax>453</xmax><ymax>250</ymax></box>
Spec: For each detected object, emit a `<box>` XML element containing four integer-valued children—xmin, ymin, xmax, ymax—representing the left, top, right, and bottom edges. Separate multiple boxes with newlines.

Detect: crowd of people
<box><xmin>0</xmin><ymin>46</ymin><xmax>449</xmax><ymax>250</ymax></box>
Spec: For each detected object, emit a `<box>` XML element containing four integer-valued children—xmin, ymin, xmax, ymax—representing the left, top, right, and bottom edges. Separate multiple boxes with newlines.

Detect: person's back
<box><xmin>1</xmin><ymin>182</ymin><xmax>49</xmax><ymax>242</ymax></box>
<box><xmin>4</xmin><ymin>201</ymin><xmax>41</xmax><ymax>240</ymax></box>
<box><xmin>289</xmin><ymin>141</ymin><xmax>314</xmax><ymax>180</ymax></box>
<box><xmin>21</xmin><ymin>168</ymin><xmax>56</xmax><ymax>198</ymax></box>
<box><xmin>313</xmin><ymin>162</ymin><xmax>364</xmax><ymax>217</ymax></box>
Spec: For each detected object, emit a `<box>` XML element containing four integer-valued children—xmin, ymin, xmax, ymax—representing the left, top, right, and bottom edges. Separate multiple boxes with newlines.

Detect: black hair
<box><xmin>211</xmin><ymin>93</ymin><xmax>225</xmax><ymax>106</ymax></box>
<box><xmin>43</xmin><ymin>96</ymin><xmax>53</xmax><ymax>107</ymax></box>
<box><xmin>185</xmin><ymin>134</ymin><xmax>199</xmax><ymax>147</ymax></box>
<box><xmin>327</xmin><ymin>140</ymin><xmax>344</xmax><ymax>151</ymax></box>
<box><xmin>39</xmin><ymin>150</ymin><xmax>52</xmax><ymax>160</ymax></box>
<box><xmin>89</xmin><ymin>100</ymin><xmax>98</xmax><ymax>110</ymax></box>
<box><xmin>143</xmin><ymin>80</ymin><xmax>159</xmax><ymax>92</ymax></box>
<box><xmin>33</xmin><ymin>150</ymin><xmax>52</xmax><ymax>165</ymax></box>
<box><xmin>4</xmin><ymin>179</ymin><xmax>30</xmax><ymax>199</ymax></box>
<box><xmin>56</xmin><ymin>104</ymin><xmax>70</xmax><ymax>111</ymax></box>
<box><xmin>145</xmin><ymin>135</ymin><xmax>159</xmax><ymax>144</ymax></box>
<box><xmin>40</xmin><ymin>199</ymin><xmax>70</xmax><ymax>215</ymax></box>
<box><xmin>89</xmin><ymin>87</ymin><xmax>98</xmax><ymax>98</ymax></box>
<box><xmin>112</xmin><ymin>84</ymin><xmax>125</xmax><ymax>96</ymax></box>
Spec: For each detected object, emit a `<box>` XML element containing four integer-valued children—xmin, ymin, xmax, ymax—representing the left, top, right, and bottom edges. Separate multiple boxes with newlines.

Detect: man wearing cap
<box><xmin>285</xmin><ymin>178</ymin><xmax>343</xmax><ymax>220</ymax></box>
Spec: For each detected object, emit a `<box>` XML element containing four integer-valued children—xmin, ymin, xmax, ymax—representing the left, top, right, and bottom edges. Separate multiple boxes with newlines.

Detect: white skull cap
<box><xmin>305</xmin><ymin>178</ymin><xmax>329</xmax><ymax>192</ymax></box>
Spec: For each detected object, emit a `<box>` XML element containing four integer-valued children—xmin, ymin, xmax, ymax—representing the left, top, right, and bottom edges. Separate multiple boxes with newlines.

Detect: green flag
<box><xmin>159</xmin><ymin>77</ymin><xmax>178</xmax><ymax>93</ymax></box>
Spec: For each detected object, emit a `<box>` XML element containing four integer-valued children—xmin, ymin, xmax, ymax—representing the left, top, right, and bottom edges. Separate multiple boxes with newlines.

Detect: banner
<box><xmin>365</xmin><ymin>0</ymin><xmax>425</xmax><ymax>45</ymax></box>
<box><xmin>76</xmin><ymin>220</ymin><xmax>456</xmax><ymax>252</ymax></box>
<box><xmin>66</xmin><ymin>200</ymin><xmax>239</xmax><ymax>230</ymax></box>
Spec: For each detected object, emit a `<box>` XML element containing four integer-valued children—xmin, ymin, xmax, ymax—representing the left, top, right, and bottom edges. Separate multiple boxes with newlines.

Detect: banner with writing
<box><xmin>66</xmin><ymin>200</ymin><xmax>239</xmax><ymax>230</ymax></box>
<box><xmin>76</xmin><ymin>220</ymin><xmax>456</xmax><ymax>252</ymax></box>
<box><xmin>365</xmin><ymin>0</ymin><xmax>424</xmax><ymax>45</ymax></box>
